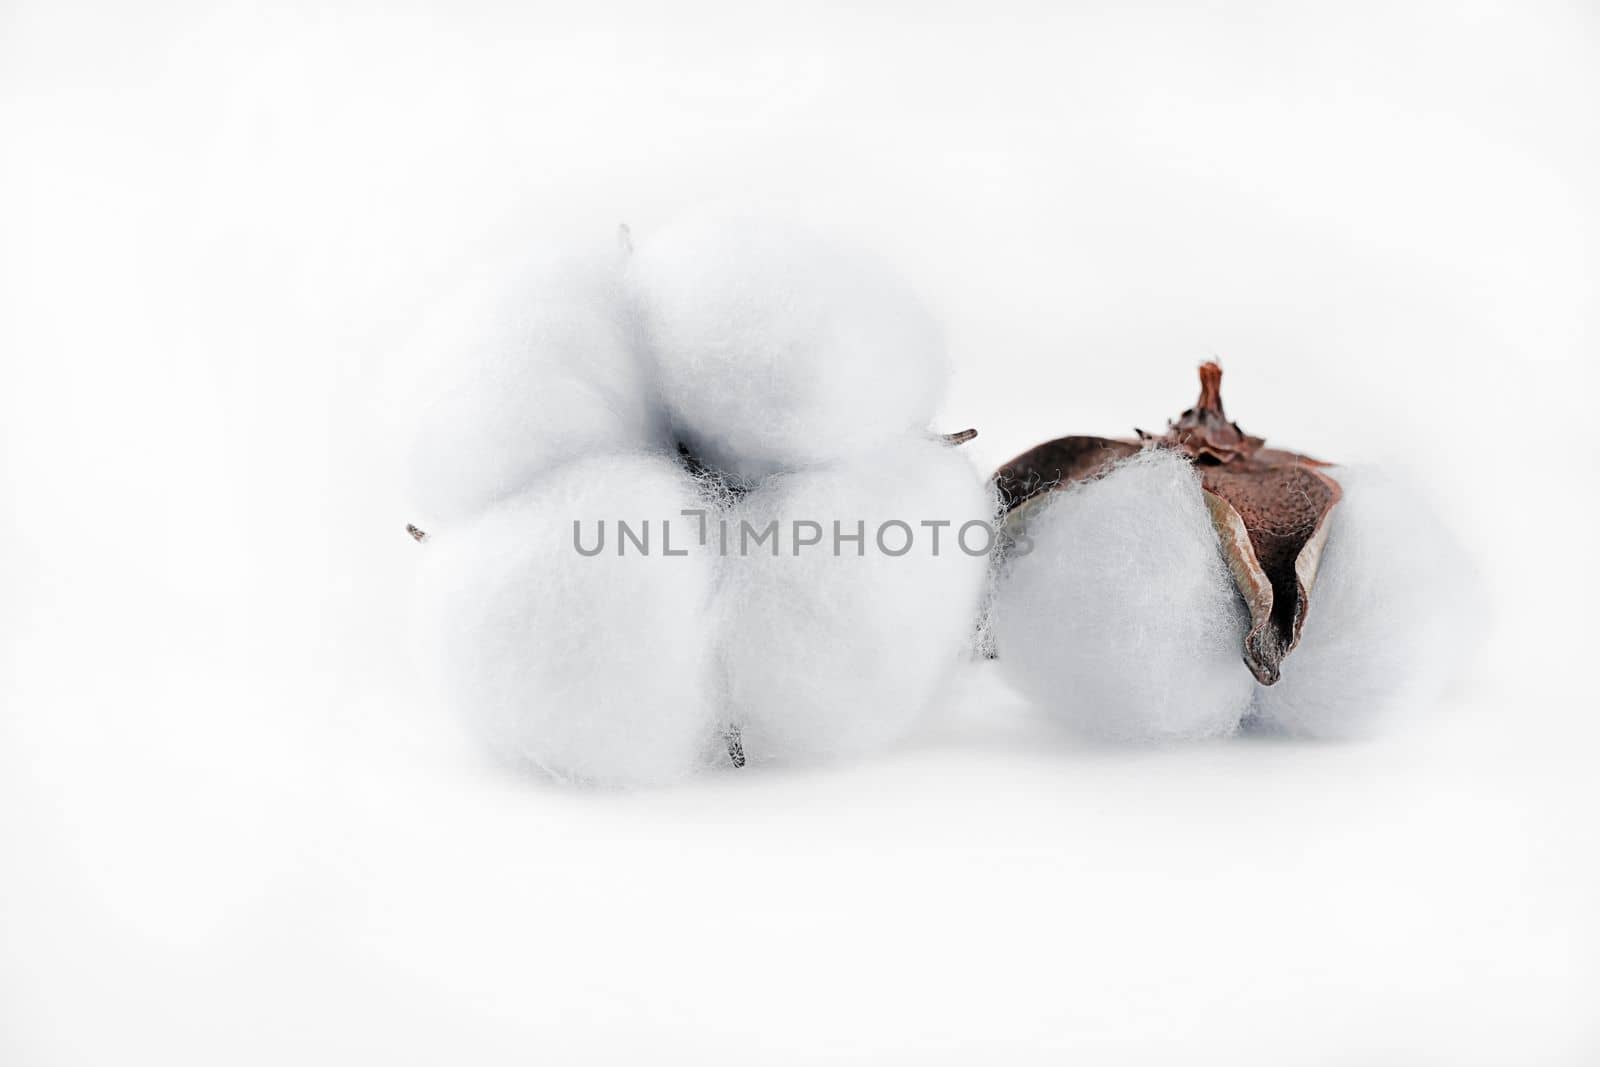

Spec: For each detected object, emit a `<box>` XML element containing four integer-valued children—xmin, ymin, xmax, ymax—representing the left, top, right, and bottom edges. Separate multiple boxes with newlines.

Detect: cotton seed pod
<box><xmin>995</xmin><ymin>362</ymin><xmax>1340</xmax><ymax>686</ymax></box>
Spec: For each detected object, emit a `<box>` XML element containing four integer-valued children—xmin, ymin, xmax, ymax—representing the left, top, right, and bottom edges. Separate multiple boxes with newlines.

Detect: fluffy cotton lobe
<box><xmin>991</xmin><ymin>448</ymin><xmax>1256</xmax><ymax>742</ymax></box>
<box><xmin>418</xmin><ymin>453</ymin><xmax>720</xmax><ymax>786</ymax></box>
<box><xmin>408</xmin><ymin>247</ymin><xmax>664</xmax><ymax>523</ymax></box>
<box><xmin>628</xmin><ymin>213</ymin><xmax>947</xmax><ymax>482</ymax></box>
<box><xmin>1250</xmin><ymin>466</ymin><xmax>1475</xmax><ymax>738</ymax></box>
<box><xmin>715</xmin><ymin>438</ymin><xmax>995</xmax><ymax>763</ymax></box>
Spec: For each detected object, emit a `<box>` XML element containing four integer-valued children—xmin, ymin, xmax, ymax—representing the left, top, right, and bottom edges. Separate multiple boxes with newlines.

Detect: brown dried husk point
<box><xmin>993</xmin><ymin>362</ymin><xmax>1341</xmax><ymax>686</ymax></box>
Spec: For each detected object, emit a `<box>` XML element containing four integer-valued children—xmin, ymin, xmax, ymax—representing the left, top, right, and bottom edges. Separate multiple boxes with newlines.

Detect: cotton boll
<box><xmin>1250</xmin><ymin>466</ymin><xmax>1476</xmax><ymax>739</ymax></box>
<box><xmin>418</xmin><ymin>453</ymin><xmax>719</xmax><ymax>786</ymax></box>
<box><xmin>408</xmin><ymin>246</ymin><xmax>664</xmax><ymax>523</ymax></box>
<box><xmin>715</xmin><ymin>438</ymin><xmax>994</xmax><ymax>763</ymax></box>
<box><xmin>991</xmin><ymin>449</ymin><xmax>1256</xmax><ymax>742</ymax></box>
<box><xmin>628</xmin><ymin>213</ymin><xmax>948</xmax><ymax>482</ymax></box>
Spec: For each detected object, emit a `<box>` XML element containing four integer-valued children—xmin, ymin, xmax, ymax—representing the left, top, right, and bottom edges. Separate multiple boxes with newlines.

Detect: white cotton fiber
<box><xmin>991</xmin><ymin>448</ymin><xmax>1257</xmax><ymax>742</ymax></box>
<box><xmin>418</xmin><ymin>453</ymin><xmax>719</xmax><ymax>786</ymax></box>
<box><xmin>1250</xmin><ymin>466</ymin><xmax>1475</xmax><ymax>739</ymax></box>
<box><xmin>627</xmin><ymin>213</ymin><xmax>948</xmax><ymax>482</ymax></box>
<box><xmin>408</xmin><ymin>246</ymin><xmax>664</xmax><ymax>523</ymax></box>
<box><xmin>714</xmin><ymin>438</ymin><xmax>995</xmax><ymax>763</ymax></box>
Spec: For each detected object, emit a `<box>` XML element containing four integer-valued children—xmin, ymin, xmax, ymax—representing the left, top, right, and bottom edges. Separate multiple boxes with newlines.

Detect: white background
<box><xmin>2</xmin><ymin>2</ymin><xmax>1596</xmax><ymax>1063</ymax></box>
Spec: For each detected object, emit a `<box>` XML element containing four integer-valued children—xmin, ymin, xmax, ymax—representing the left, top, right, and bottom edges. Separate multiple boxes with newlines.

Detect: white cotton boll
<box><xmin>408</xmin><ymin>246</ymin><xmax>664</xmax><ymax>523</ymax></box>
<box><xmin>628</xmin><ymin>213</ymin><xmax>948</xmax><ymax>482</ymax></box>
<box><xmin>715</xmin><ymin>438</ymin><xmax>994</xmax><ymax>763</ymax></box>
<box><xmin>991</xmin><ymin>449</ymin><xmax>1257</xmax><ymax>742</ymax></box>
<box><xmin>418</xmin><ymin>453</ymin><xmax>719</xmax><ymax>786</ymax></box>
<box><xmin>1251</xmin><ymin>466</ymin><xmax>1476</xmax><ymax>739</ymax></box>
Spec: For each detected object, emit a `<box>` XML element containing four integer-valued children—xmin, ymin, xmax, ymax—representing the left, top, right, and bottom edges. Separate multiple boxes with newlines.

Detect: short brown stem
<box><xmin>1196</xmin><ymin>361</ymin><xmax>1225</xmax><ymax>416</ymax></box>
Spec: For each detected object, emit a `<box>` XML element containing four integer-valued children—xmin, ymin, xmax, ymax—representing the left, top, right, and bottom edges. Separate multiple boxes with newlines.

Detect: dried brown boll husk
<box><xmin>994</xmin><ymin>362</ymin><xmax>1340</xmax><ymax>686</ymax></box>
